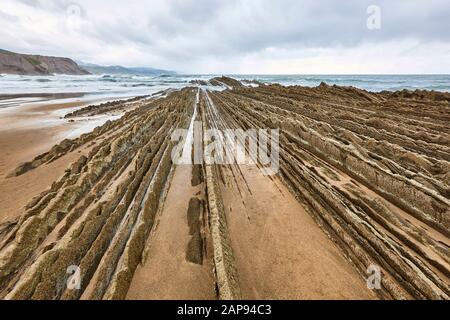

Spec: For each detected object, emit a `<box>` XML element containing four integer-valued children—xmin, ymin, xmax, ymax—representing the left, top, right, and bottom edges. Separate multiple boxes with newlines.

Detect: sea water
<box><xmin>1</xmin><ymin>74</ymin><xmax>449</xmax><ymax>108</ymax></box>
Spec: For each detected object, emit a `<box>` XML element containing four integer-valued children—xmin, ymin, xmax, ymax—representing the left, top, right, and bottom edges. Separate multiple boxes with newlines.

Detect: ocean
<box><xmin>1</xmin><ymin>74</ymin><xmax>449</xmax><ymax>106</ymax></box>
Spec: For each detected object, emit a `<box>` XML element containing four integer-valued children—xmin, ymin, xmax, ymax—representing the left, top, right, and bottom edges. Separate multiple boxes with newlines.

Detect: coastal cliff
<box><xmin>0</xmin><ymin>49</ymin><xmax>89</xmax><ymax>75</ymax></box>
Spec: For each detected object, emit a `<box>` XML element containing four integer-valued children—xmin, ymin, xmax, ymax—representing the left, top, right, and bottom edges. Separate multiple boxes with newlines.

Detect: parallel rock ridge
<box><xmin>0</xmin><ymin>88</ymin><xmax>194</xmax><ymax>299</ymax></box>
<box><xmin>207</xmin><ymin>83</ymin><xmax>449</xmax><ymax>300</ymax></box>
<box><xmin>0</xmin><ymin>81</ymin><xmax>448</xmax><ymax>300</ymax></box>
<box><xmin>200</xmin><ymin>95</ymin><xmax>241</xmax><ymax>299</ymax></box>
<box><xmin>189</xmin><ymin>76</ymin><xmax>244</xmax><ymax>88</ymax></box>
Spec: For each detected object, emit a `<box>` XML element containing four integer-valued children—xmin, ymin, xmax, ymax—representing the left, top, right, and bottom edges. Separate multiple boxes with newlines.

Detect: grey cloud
<box><xmin>2</xmin><ymin>0</ymin><xmax>450</xmax><ymax>72</ymax></box>
<box><xmin>0</xmin><ymin>10</ymin><xmax>19</xmax><ymax>22</ymax></box>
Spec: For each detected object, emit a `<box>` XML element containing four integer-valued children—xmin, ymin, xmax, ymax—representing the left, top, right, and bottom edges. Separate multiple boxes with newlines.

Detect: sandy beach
<box><xmin>0</xmin><ymin>78</ymin><xmax>448</xmax><ymax>301</ymax></box>
<box><xmin>0</xmin><ymin>95</ymin><xmax>136</xmax><ymax>223</ymax></box>
<box><xmin>2</xmin><ymin>0</ymin><xmax>450</xmax><ymax>310</ymax></box>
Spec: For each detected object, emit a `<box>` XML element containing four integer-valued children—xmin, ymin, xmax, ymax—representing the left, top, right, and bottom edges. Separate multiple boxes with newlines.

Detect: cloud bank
<box><xmin>1</xmin><ymin>0</ymin><xmax>450</xmax><ymax>73</ymax></box>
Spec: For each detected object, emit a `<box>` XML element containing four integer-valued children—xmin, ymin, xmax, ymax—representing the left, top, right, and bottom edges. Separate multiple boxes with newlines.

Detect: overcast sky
<box><xmin>1</xmin><ymin>0</ymin><xmax>450</xmax><ymax>74</ymax></box>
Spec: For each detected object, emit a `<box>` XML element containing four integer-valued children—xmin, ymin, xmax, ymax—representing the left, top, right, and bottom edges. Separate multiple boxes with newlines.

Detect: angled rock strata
<box><xmin>0</xmin><ymin>82</ymin><xmax>448</xmax><ymax>300</ymax></box>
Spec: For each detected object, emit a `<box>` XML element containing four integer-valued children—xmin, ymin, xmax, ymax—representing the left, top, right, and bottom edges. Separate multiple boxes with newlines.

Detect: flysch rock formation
<box><xmin>0</xmin><ymin>80</ymin><xmax>448</xmax><ymax>300</ymax></box>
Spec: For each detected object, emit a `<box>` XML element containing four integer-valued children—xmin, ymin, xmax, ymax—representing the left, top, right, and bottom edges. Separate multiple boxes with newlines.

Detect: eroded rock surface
<box><xmin>207</xmin><ymin>84</ymin><xmax>449</xmax><ymax>299</ymax></box>
<box><xmin>1</xmin><ymin>82</ymin><xmax>448</xmax><ymax>300</ymax></box>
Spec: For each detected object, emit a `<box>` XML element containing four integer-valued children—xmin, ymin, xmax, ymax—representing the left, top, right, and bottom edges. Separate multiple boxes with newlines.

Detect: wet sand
<box><xmin>0</xmin><ymin>80</ymin><xmax>448</xmax><ymax>300</ymax></box>
<box><xmin>126</xmin><ymin>165</ymin><xmax>216</xmax><ymax>300</ymax></box>
<box><xmin>220</xmin><ymin>163</ymin><xmax>376</xmax><ymax>299</ymax></box>
<box><xmin>0</xmin><ymin>97</ymin><xmax>126</xmax><ymax>223</ymax></box>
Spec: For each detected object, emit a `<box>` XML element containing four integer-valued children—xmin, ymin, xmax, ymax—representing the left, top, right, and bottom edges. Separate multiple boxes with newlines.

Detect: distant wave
<box><xmin>123</xmin><ymin>83</ymin><xmax>155</xmax><ymax>87</ymax></box>
<box><xmin>101</xmin><ymin>78</ymin><xmax>118</xmax><ymax>83</ymax></box>
<box><xmin>1</xmin><ymin>74</ymin><xmax>450</xmax><ymax>95</ymax></box>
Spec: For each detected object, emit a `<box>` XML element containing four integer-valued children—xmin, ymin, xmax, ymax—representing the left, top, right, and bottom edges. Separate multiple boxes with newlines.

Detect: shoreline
<box><xmin>0</xmin><ymin>79</ymin><xmax>448</xmax><ymax>300</ymax></box>
<box><xmin>0</xmin><ymin>94</ymin><xmax>142</xmax><ymax>223</ymax></box>
<box><xmin>2</xmin><ymin>74</ymin><xmax>450</xmax><ymax>96</ymax></box>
